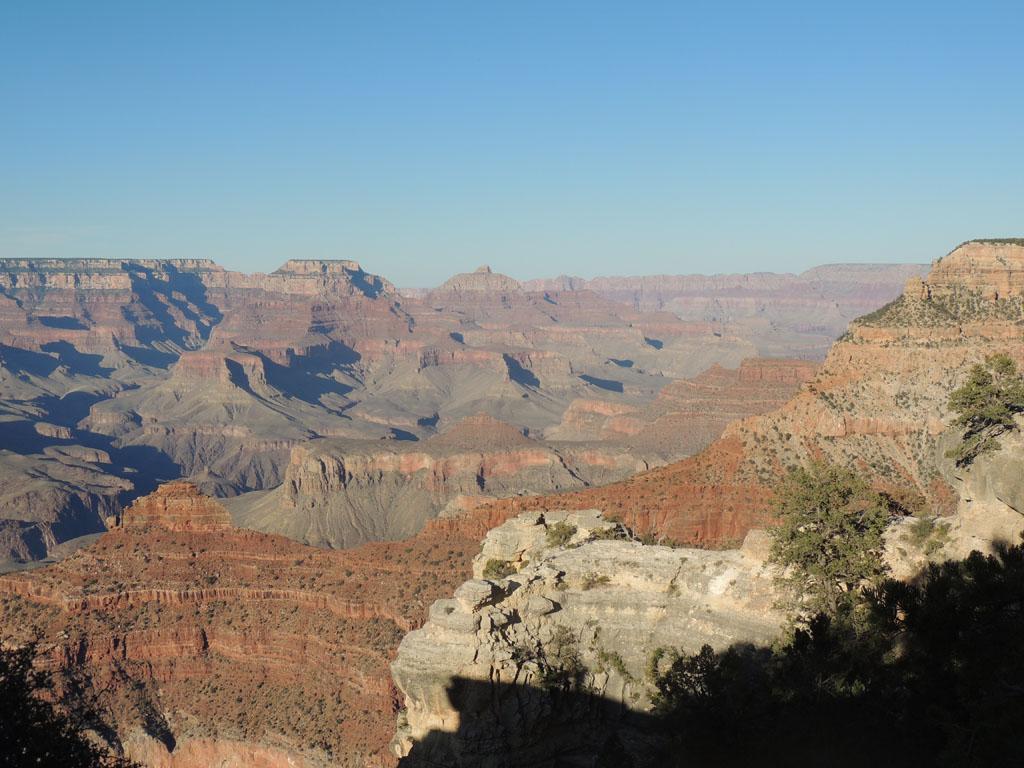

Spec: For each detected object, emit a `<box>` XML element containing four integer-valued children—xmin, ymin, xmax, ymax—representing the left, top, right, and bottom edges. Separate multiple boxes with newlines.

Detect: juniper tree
<box><xmin>768</xmin><ymin>461</ymin><xmax>892</xmax><ymax>617</ymax></box>
<box><xmin>946</xmin><ymin>353</ymin><xmax>1024</xmax><ymax>466</ymax></box>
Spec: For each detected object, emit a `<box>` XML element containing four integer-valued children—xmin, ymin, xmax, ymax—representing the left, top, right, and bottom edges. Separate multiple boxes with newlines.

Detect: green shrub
<box><xmin>580</xmin><ymin>572</ymin><xmax>611</xmax><ymax>590</ymax></box>
<box><xmin>545</xmin><ymin>521</ymin><xmax>577</xmax><ymax>548</ymax></box>
<box><xmin>536</xmin><ymin>626</ymin><xmax>587</xmax><ymax>691</ymax></box>
<box><xmin>482</xmin><ymin>559</ymin><xmax>515</xmax><ymax>579</ymax></box>
<box><xmin>905</xmin><ymin>516</ymin><xmax>952</xmax><ymax>556</ymax></box>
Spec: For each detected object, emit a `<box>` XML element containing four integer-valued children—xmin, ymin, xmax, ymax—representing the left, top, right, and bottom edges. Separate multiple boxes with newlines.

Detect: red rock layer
<box><xmin>0</xmin><ymin>483</ymin><xmax>482</xmax><ymax>768</ymax></box>
<box><xmin>114</xmin><ymin>481</ymin><xmax>232</xmax><ymax>532</ymax></box>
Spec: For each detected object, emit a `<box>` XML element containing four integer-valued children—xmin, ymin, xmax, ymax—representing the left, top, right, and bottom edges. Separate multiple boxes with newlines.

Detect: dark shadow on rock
<box><xmin>35</xmin><ymin>390</ymin><xmax>112</xmax><ymax>428</ymax></box>
<box><xmin>40</xmin><ymin>342</ymin><xmax>112</xmax><ymax>377</ymax></box>
<box><xmin>504</xmin><ymin>355</ymin><xmax>540</xmax><ymax>388</ymax></box>
<box><xmin>108</xmin><ymin>444</ymin><xmax>181</xmax><ymax>496</ymax></box>
<box><xmin>0</xmin><ymin>520</ymin><xmax>49</xmax><ymax>562</ymax></box>
<box><xmin>579</xmin><ymin>374</ymin><xmax>624</xmax><ymax>393</ymax></box>
<box><xmin>417</xmin><ymin>413</ymin><xmax>440</xmax><ymax>429</ymax></box>
<box><xmin>346</xmin><ymin>266</ymin><xmax>390</xmax><ymax>299</ymax></box>
<box><xmin>37</xmin><ymin>315</ymin><xmax>89</xmax><ymax>330</ymax></box>
<box><xmin>261</xmin><ymin>344</ymin><xmax>359</xmax><ymax>405</ymax></box>
<box><xmin>117</xmin><ymin>344</ymin><xmax>178</xmax><ymax>368</ymax></box>
<box><xmin>0</xmin><ymin>420</ymin><xmax>72</xmax><ymax>454</ymax></box>
<box><xmin>399</xmin><ymin>676</ymin><xmax>667</xmax><ymax>768</ymax></box>
<box><xmin>125</xmin><ymin>263</ymin><xmax>222</xmax><ymax>354</ymax></box>
<box><xmin>0</xmin><ymin>344</ymin><xmax>62</xmax><ymax>377</ymax></box>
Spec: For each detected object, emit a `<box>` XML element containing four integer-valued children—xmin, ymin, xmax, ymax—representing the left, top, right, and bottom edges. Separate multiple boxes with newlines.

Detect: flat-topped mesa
<box><xmin>912</xmin><ymin>240</ymin><xmax>1024</xmax><ymax>301</ymax></box>
<box><xmin>267</xmin><ymin>258</ymin><xmax>397</xmax><ymax>297</ymax></box>
<box><xmin>429</xmin><ymin>413</ymin><xmax>534</xmax><ymax>450</ymax></box>
<box><xmin>852</xmin><ymin>239</ymin><xmax>1024</xmax><ymax>339</ymax></box>
<box><xmin>436</xmin><ymin>265</ymin><xmax>523</xmax><ymax>293</ymax></box>
<box><xmin>273</xmin><ymin>258</ymin><xmax>364</xmax><ymax>274</ymax></box>
<box><xmin>115</xmin><ymin>481</ymin><xmax>232</xmax><ymax>532</ymax></box>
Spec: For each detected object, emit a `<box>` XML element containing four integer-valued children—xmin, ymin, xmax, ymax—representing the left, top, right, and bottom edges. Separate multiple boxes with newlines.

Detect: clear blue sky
<box><xmin>2</xmin><ymin>1</ymin><xmax>1022</xmax><ymax>286</ymax></box>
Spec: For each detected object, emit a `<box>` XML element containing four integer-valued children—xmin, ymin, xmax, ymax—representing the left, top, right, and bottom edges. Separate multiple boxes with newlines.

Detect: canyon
<box><xmin>385</xmin><ymin>239</ymin><xmax>1024</xmax><ymax>765</ymax></box>
<box><xmin>0</xmin><ymin>257</ymin><xmax>909</xmax><ymax>567</ymax></box>
<box><xmin>11</xmin><ymin>245</ymin><xmax>1007</xmax><ymax>766</ymax></box>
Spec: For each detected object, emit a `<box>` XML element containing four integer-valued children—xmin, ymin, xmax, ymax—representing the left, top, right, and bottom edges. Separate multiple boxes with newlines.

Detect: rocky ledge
<box><xmin>390</xmin><ymin>510</ymin><xmax>784</xmax><ymax>765</ymax></box>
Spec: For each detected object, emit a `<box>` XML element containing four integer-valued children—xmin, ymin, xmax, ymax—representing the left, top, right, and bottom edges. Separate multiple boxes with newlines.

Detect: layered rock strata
<box><xmin>522</xmin><ymin>262</ymin><xmax>928</xmax><ymax>359</ymax></box>
<box><xmin>0</xmin><ymin>483</ymin><xmax>481</xmax><ymax>767</ymax></box>
<box><xmin>0</xmin><ymin>255</ymin><xmax>919</xmax><ymax>564</ymax></box>
<box><xmin>228</xmin><ymin>415</ymin><xmax>653</xmax><ymax>548</ymax></box>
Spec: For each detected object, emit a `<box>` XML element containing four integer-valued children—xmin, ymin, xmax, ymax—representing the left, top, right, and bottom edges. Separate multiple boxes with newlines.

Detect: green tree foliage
<box><xmin>768</xmin><ymin>462</ymin><xmax>892</xmax><ymax>617</ymax></box>
<box><xmin>652</xmin><ymin>540</ymin><xmax>1024</xmax><ymax>767</ymax></box>
<box><xmin>0</xmin><ymin>637</ymin><xmax>139</xmax><ymax>767</ymax></box>
<box><xmin>946</xmin><ymin>353</ymin><xmax>1024</xmax><ymax>466</ymax></box>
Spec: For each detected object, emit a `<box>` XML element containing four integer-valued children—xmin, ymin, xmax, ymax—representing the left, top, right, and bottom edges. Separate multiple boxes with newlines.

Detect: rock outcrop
<box><xmin>435</xmin><ymin>265</ymin><xmax>523</xmax><ymax>293</ymax></box>
<box><xmin>113</xmin><ymin>480</ymin><xmax>232</xmax><ymax>531</ymax></box>
<box><xmin>391</xmin><ymin>510</ymin><xmax>785</xmax><ymax>765</ymax></box>
<box><xmin>546</xmin><ymin>357</ymin><xmax>817</xmax><ymax>457</ymax></box>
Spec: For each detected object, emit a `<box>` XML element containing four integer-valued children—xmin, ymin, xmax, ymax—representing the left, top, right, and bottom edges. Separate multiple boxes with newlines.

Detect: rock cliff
<box><xmin>226</xmin><ymin>415</ymin><xmax>651</xmax><ymax>549</ymax></box>
<box><xmin>546</xmin><ymin>357</ymin><xmax>817</xmax><ymax>457</ymax></box>
<box><xmin>390</xmin><ymin>510</ymin><xmax>785</xmax><ymax>765</ymax></box>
